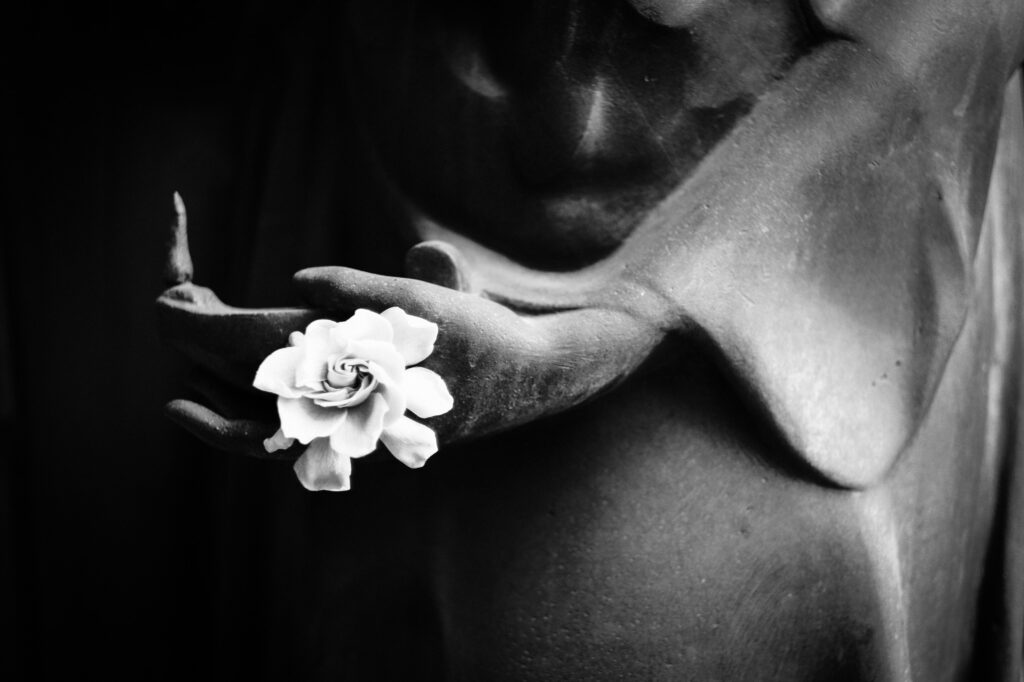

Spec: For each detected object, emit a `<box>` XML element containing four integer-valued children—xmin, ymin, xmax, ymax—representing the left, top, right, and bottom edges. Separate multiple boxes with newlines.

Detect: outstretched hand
<box><xmin>160</xmin><ymin>240</ymin><xmax>663</xmax><ymax>463</ymax></box>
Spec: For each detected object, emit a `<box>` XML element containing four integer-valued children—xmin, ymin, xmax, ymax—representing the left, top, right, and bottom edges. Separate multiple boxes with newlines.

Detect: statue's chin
<box><xmin>350</xmin><ymin>3</ymin><xmax>801</xmax><ymax>269</ymax></box>
<box><xmin>395</xmin><ymin>179</ymin><xmax>673</xmax><ymax>272</ymax></box>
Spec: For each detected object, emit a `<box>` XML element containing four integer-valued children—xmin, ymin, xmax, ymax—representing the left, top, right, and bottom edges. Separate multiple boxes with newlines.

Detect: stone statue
<box><xmin>158</xmin><ymin>0</ymin><xmax>1024</xmax><ymax>678</ymax></box>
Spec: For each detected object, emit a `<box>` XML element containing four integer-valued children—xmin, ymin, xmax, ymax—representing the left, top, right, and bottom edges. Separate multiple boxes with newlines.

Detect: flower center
<box><xmin>326</xmin><ymin>358</ymin><xmax>369</xmax><ymax>389</ymax></box>
<box><xmin>310</xmin><ymin>356</ymin><xmax>379</xmax><ymax>409</ymax></box>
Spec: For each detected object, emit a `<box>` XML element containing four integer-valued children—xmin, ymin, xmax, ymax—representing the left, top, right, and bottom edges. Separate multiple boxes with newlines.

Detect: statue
<box><xmin>158</xmin><ymin>0</ymin><xmax>1024</xmax><ymax>678</ymax></box>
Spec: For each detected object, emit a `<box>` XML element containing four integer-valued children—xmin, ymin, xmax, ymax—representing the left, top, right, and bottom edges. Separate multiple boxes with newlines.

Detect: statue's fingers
<box><xmin>157</xmin><ymin>282</ymin><xmax>322</xmax><ymax>389</ymax></box>
<box><xmin>293</xmin><ymin>266</ymin><xmax>454</xmax><ymax>319</ymax></box>
<box><xmin>164</xmin><ymin>399</ymin><xmax>297</xmax><ymax>460</ymax></box>
<box><xmin>186</xmin><ymin>369</ymin><xmax>275</xmax><ymax>421</ymax></box>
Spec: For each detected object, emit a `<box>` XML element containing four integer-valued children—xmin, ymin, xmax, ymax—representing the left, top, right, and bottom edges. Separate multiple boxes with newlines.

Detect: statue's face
<box><xmin>346</xmin><ymin>0</ymin><xmax>809</xmax><ymax>266</ymax></box>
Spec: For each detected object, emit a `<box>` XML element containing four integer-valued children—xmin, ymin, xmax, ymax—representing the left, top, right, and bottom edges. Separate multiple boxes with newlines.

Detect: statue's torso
<box><xmin>330</xmin><ymin>4</ymin><xmax>1024</xmax><ymax>678</ymax></box>
<box><xmin>424</xmin><ymin>191</ymin><xmax>1016</xmax><ymax>677</ymax></box>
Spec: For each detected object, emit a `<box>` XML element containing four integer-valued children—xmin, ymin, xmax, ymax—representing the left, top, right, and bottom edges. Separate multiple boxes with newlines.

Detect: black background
<box><xmin>3</xmin><ymin>3</ymin><xmax>442</xmax><ymax>678</ymax></box>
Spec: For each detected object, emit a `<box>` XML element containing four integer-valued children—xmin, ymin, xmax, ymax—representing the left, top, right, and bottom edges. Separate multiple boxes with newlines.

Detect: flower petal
<box><xmin>372</xmin><ymin>364</ymin><xmax>407</xmax><ymax>428</ymax></box>
<box><xmin>278</xmin><ymin>396</ymin><xmax>347</xmax><ymax>444</ymax></box>
<box><xmin>382</xmin><ymin>307</ymin><xmax>438</xmax><ymax>366</ymax></box>
<box><xmin>328</xmin><ymin>393</ymin><xmax>389</xmax><ymax>458</ymax></box>
<box><xmin>295</xmin><ymin>355</ymin><xmax>327</xmax><ymax>391</ymax></box>
<box><xmin>380</xmin><ymin>416</ymin><xmax>438</xmax><ymax>469</ymax></box>
<box><xmin>330</xmin><ymin>308</ymin><xmax>393</xmax><ymax>345</ymax></box>
<box><xmin>311</xmin><ymin>386</ymin><xmax>362</xmax><ymax>408</ymax></box>
<box><xmin>295</xmin><ymin>320</ymin><xmax>348</xmax><ymax>389</ymax></box>
<box><xmin>263</xmin><ymin>428</ymin><xmax>295</xmax><ymax>453</ymax></box>
<box><xmin>253</xmin><ymin>346</ymin><xmax>305</xmax><ymax>398</ymax></box>
<box><xmin>347</xmin><ymin>340</ymin><xmax>406</xmax><ymax>383</ymax></box>
<box><xmin>403</xmin><ymin>366</ymin><xmax>454</xmax><ymax>419</ymax></box>
<box><xmin>293</xmin><ymin>437</ymin><xmax>352</xmax><ymax>492</ymax></box>
<box><xmin>303</xmin><ymin>319</ymin><xmax>337</xmax><ymax>344</ymax></box>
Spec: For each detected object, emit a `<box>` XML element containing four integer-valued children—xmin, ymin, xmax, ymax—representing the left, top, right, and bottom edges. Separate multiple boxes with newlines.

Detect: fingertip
<box><xmin>164</xmin><ymin>399</ymin><xmax>287</xmax><ymax>459</ymax></box>
<box><xmin>292</xmin><ymin>266</ymin><xmax>339</xmax><ymax>297</ymax></box>
<box><xmin>292</xmin><ymin>266</ymin><xmax>345</xmax><ymax>309</ymax></box>
<box><xmin>165</xmin><ymin>398</ymin><xmax>238</xmax><ymax>440</ymax></box>
<box><xmin>164</xmin><ymin>398</ymin><xmax>212</xmax><ymax>426</ymax></box>
<box><xmin>293</xmin><ymin>265</ymin><xmax>369</xmax><ymax>296</ymax></box>
<box><xmin>293</xmin><ymin>266</ymin><xmax>409</xmax><ymax>312</ymax></box>
<box><xmin>293</xmin><ymin>266</ymin><xmax>330</xmax><ymax>284</ymax></box>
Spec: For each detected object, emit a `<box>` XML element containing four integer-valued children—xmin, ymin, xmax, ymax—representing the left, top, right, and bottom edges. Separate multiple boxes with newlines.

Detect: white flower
<box><xmin>253</xmin><ymin>308</ymin><xmax>454</xmax><ymax>491</ymax></box>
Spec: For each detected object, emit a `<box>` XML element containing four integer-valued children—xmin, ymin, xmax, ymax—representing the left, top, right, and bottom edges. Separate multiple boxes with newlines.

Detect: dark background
<box><xmin>3</xmin><ymin>3</ymin><xmax>441</xmax><ymax>678</ymax></box>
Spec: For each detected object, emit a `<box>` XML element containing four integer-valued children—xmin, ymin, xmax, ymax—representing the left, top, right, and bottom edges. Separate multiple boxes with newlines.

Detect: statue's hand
<box><xmin>160</xmin><ymin>240</ymin><xmax>663</xmax><ymax>461</ymax></box>
<box><xmin>289</xmin><ymin>256</ymin><xmax>662</xmax><ymax>447</ymax></box>
<box><xmin>157</xmin><ymin>281</ymin><xmax>321</xmax><ymax>458</ymax></box>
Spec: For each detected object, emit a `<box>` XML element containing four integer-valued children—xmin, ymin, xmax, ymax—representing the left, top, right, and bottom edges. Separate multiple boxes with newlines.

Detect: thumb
<box><xmin>404</xmin><ymin>240</ymin><xmax>475</xmax><ymax>293</ymax></box>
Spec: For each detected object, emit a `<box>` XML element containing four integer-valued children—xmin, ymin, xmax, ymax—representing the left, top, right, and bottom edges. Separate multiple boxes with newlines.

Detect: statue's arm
<box><xmin>159</xmin><ymin>254</ymin><xmax>665</xmax><ymax>456</ymax></box>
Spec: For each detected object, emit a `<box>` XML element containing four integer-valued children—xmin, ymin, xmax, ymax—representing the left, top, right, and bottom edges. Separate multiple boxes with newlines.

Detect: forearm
<box><xmin>429</xmin><ymin>306</ymin><xmax>664</xmax><ymax>442</ymax></box>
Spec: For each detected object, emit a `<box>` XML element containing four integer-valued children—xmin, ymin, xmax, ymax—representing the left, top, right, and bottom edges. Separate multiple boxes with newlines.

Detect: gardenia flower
<box><xmin>253</xmin><ymin>308</ymin><xmax>454</xmax><ymax>491</ymax></box>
